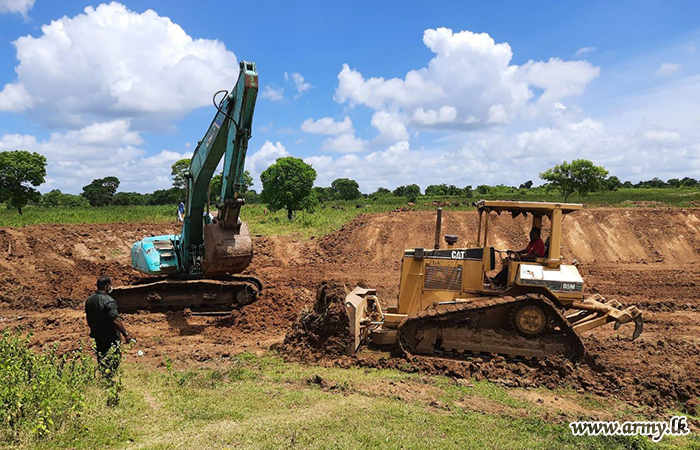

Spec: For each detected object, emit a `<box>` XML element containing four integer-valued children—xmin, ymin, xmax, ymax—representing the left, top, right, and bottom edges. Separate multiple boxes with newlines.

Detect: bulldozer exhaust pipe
<box><xmin>434</xmin><ymin>207</ymin><xmax>442</xmax><ymax>249</ymax></box>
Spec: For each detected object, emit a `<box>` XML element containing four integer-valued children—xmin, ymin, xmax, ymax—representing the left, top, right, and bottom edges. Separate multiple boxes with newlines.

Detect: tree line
<box><xmin>0</xmin><ymin>149</ymin><xmax>699</xmax><ymax>215</ymax></box>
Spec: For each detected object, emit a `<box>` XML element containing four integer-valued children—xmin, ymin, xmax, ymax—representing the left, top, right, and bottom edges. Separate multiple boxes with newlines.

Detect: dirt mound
<box><xmin>276</xmin><ymin>282</ymin><xmax>354</xmax><ymax>361</ymax></box>
<box><xmin>0</xmin><ymin>223</ymin><xmax>180</xmax><ymax>309</ymax></box>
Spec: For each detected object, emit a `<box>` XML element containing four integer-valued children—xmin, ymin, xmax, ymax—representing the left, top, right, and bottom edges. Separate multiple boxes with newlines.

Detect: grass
<box><xmin>9</xmin><ymin>351</ymin><xmax>696</xmax><ymax>450</ymax></box>
<box><xmin>1</xmin><ymin>187</ymin><xmax>699</xmax><ymax>236</ymax></box>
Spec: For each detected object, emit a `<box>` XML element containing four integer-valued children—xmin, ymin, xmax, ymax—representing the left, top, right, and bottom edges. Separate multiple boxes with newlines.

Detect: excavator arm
<box><xmin>181</xmin><ymin>61</ymin><xmax>259</xmax><ymax>273</ymax></box>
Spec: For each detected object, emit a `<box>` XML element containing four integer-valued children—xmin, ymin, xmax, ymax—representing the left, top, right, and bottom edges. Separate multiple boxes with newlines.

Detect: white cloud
<box><xmin>0</xmin><ymin>0</ymin><xmax>34</xmax><ymax>18</ymax></box>
<box><xmin>306</xmin><ymin>117</ymin><xmax>700</xmax><ymax>193</ymax></box>
<box><xmin>574</xmin><ymin>46</ymin><xmax>596</xmax><ymax>57</ymax></box>
<box><xmin>0</xmin><ymin>2</ymin><xmax>238</xmax><ymax>127</ymax></box>
<box><xmin>657</xmin><ymin>63</ymin><xmax>680</xmax><ymax>76</ymax></box>
<box><xmin>321</xmin><ymin>133</ymin><xmax>367</xmax><ymax>153</ymax></box>
<box><xmin>0</xmin><ymin>120</ymin><xmax>189</xmax><ymax>193</ymax></box>
<box><xmin>301</xmin><ymin>116</ymin><xmax>353</xmax><ymax>135</ymax></box>
<box><xmin>371</xmin><ymin>111</ymin><xmax>409</xmax><ymax>143</ymax></box>
<box><xmin>261</xmin><ymin>85</ymin><xmax>284</xmax><ymax>101</ymax></box>
<box><xmin>246</xmin><ymin>140</ymin><xmax>290</xmax><ymax>188</ymax></box>
<box><xmin>411</xmin><ymin>106</ymin><xmax>457</xmax><ymax>126</ymax></box>
<box><xmin>335</xmin><ymin>27</ymin><xmax>599</xmax><ymax>143</ymax></box>
<box><xmin>285</xmin><ymin>72</ymin><xmax>312</xmax><ymax>97</ymax></box>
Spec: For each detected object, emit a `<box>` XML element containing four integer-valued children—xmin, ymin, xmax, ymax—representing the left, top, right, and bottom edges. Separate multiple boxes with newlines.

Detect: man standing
<box><xmin>85</xmin><ymin>276</ymin><xmax>132</xmax><ymax>374</ymax></box>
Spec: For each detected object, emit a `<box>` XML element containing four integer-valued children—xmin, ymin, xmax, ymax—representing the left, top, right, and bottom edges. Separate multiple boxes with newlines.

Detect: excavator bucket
<box><xmin>202</xmin><ymin>222</ymin><xmax>253</xmax><ymax>277</ymax></box>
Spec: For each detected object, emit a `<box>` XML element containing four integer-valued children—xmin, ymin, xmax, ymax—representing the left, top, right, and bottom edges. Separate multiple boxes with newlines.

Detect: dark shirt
<box><xmin>85</xmin><ymin>290</ymin><xmax>120</xmax><ymax>343</ymax></box>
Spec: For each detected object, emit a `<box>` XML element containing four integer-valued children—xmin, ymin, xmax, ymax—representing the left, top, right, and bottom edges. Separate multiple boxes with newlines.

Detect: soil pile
<box><xmin>277</xmin><ymin>282</ymin><xmax>353</xmax><ymax>361</ymax></box>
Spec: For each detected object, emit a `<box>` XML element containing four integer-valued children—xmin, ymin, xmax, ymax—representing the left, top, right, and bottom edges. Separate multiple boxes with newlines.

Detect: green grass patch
<box><xmin>1</xmin><ymin>187</ymin><xmax>699</xmax><ymax>236</ymax></box>
<box><xmin>13</xmin><ymin>352</ymin><xmax>697</xmax><ymax>450</ymax></box>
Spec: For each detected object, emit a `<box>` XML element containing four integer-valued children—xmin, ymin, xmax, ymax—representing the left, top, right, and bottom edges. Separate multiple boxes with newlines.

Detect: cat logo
<box><xmin>451</xmin><ymin>251</ymin><xmax>466</xmax><ymax>259</ymax></box>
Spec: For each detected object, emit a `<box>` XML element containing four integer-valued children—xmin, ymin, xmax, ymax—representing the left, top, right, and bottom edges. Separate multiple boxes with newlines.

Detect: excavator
<box><xmin>112</xmin><ymin>61</ymin><xmax>261</xmax><ymax>312</ymax></box>
<box><xmin>345</xmin><ymin>200</ymin><xmax>644</xmax><ymax>360</ymax></box>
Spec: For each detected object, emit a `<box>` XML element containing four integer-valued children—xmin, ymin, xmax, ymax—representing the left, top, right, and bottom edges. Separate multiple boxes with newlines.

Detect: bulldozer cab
<box><xmin>474</xmin><ymin>200</ymin><xmax>583</xmax><ymax>295</ymax></box>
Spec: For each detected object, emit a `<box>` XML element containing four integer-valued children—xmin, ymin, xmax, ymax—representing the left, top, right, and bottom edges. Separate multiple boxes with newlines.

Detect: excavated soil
<box><xmin>1</xmin><ymin>207</ymin><xmax>699</xmax><ymax>411</ymax></box>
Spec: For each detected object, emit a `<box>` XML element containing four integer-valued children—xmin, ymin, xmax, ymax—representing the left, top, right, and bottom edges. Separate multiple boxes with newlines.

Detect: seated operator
<box><xmin>514</xmin><ymin>227</ymin><xmax>546</xmax><ymax>261</ymax></box>
<box><xmin>492</xmin><ymin>227</ymin><xmax>546</xmax><ymax>287</ymax></box>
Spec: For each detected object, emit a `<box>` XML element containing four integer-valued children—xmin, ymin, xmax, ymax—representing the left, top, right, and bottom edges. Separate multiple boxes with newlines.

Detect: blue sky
<box><xmin>0</xmin><ymin>0</ymin><xmax>699</xmax><ymax>193</ymax></box>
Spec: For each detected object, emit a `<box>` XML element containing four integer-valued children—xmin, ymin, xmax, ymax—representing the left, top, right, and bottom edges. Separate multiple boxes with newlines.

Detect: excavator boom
<box><xmin>113</xmin><ymin>60</ymin><xmax>262</xmax><ymax>312</ymax></box>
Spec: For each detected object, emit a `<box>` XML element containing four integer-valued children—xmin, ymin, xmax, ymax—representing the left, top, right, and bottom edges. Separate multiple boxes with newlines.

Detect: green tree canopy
<box><xmin>393</xmin><ymin>184</ymin><xmax>421</xmax><ymax>202</ymax></box>
<box><xmin>0</xmin><ymin>150</ymin><xmax>47</xmax><ymax>214</ymax></box>
<box><xmin>260</xmin><ymin>157</ymin><xmax>316</xmax><ymax>220</ymax></box>
<box><xmin>313</xmin><ymin>186</ymin><xmax>338</xmax><ymax>202</ymax></box>
<box><xmin>331</xmin><ymin>178</ymin><xmax>361</xmax><ymax>200</ymax></box>
<box><xmin>540</xmin><ymin>159</ymin><xmax>608</xmax><ymax>201</ymax></box>
<box><xmin>42</xmin><ymin>189</ymin><xmax>89</xmax><ymax>207</ymax></box>
<box><xmin>81</xmin><ymin>176</ymin><xmax>120</xmax><ymax>206</ymax></box>
<box><xmin>171</xmin><ymin>158</ymin><xmax>191</xmax><ymax>189</ymax></box>
<box><xmin>371</xmin><ymin>187</ymin><xmax>391</xmax><ymax>197</ymax></box>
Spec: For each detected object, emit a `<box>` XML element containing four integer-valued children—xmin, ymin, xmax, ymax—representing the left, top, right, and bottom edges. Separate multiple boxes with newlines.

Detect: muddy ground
<box><xmin>0</xmin><ymin>208</ymin><xmax>699</xmax><ymax>412</ymax></box>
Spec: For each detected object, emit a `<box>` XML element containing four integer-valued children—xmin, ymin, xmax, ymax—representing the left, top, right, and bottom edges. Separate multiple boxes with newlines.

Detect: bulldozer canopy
<box><xmin>476</xmin><ymin>200</ymin><xmax>582</xmax><ymax>217</ymax></box>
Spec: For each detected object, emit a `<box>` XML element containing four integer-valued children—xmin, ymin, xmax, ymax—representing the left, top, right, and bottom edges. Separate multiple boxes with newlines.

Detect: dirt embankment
<box><xmin>0</xmin><ymin>207</ymin><xmax>699</xmax><ymax>410</ymax></box>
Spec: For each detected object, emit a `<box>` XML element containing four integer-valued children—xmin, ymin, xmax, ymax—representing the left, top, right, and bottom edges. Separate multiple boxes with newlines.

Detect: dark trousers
<box><xmin>95</xmin><ymin>339</ymin><xmax>121</xmax><ymax>375</ymax></box>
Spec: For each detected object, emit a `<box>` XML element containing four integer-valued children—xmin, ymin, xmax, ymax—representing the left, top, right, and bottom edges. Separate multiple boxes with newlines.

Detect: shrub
<box><xmin>0</xmin><ymin>332</ymin><xmax>95</xmax><ymax>441</ymax></box>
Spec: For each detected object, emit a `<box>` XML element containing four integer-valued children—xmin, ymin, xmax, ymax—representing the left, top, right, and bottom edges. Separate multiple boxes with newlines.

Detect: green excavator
<box><xmin>112</xmin><ymin>61</ymin><xmax>261</xmax><ymax>312</ymax></box>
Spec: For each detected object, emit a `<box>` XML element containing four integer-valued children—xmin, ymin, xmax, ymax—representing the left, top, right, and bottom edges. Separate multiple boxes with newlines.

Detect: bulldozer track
<box><xmin>398</xmin><ymin>295</ymin><xmax>585</xmax><ymax>361</ymax></box>
<box><xmin>112</xmin><ymin>275</ymin><xmax>263</xmax><ymax>313</ymax></box>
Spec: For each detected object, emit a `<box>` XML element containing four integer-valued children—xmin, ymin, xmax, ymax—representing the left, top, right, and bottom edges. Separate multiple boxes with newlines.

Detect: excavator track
<box><xmin>398</xmin><ymin>295</ymin><xmax>585</xmax><ymax>361</ymax></box>
<box><xmin>111</xmin><ymin>275</ymin><xmax>262</xmax><ymax>313</ymax></box>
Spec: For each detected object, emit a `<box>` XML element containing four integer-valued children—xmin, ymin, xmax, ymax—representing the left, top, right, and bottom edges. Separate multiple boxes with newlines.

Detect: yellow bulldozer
<box><xmin>345</xmin><ymin>200</ymin><xmax>643</xmax><ymax>360</ymax></box>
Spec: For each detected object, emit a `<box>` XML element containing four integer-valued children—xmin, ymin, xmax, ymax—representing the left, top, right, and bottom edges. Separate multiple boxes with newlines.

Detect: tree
<box><xmin>81</xmin><ymin>177</ymin><xmax>120</xmax><ymax>206</ymax></box>
<box><xmin>425</xmin><ymin>184</ymin><xmax>447</xmax><ymax>196</ymax></box>
<box><xmin>171</xmin><ymin>158</ymin><xmax>191</xmax><ymax>189</ymax></box>
<box><xmin>149</xmin><ymin>187</ymin><xmax>184</xmax><ymax>205</ymax></box>
<box><xmin>539</xmin><ymin>159</ymin><xmax>608</xmax><ymax>202</ymax></box>
<box><xmin>393</xmin><ymin>184</ymin><xmax>421</xmax><ymax>202</ymax></box>
<box><xmin>463</xmin><ymin>185</ymin><xmax>473</xmax><ymax>198</ymax></box>
<box><xmin>603</xmin><ymin>176</ymin><xmax>622</xmax><ymax>191</ymax></box>
<box><xmin>209</xmin><ymin>174</ymin><xmax>222</xmax><ymax>203</ymax></box>
<box><xmin>371</xmin><ymin>187</ymin><xmax>391</xmax><ymax>197</ymax></box>
<box><xmin>240</xmin><ymin>170</ymin><xmax>254</xmax><ymax>194</ymax></box>
<box><xmin>313</xmin><ymin>186</ymin><xmax>337</xmax><ymax>202</ymax></box>
<box><xmin>112</xmin><ymin>192</ymin><xmax>148</xmax><ymax>206</ymax></box>
<box><xmin>331</xmin><ymin>178</ymin><xmax>361</xmax><ymax>200</ymax></box>
<box><xmin>680</xmin><ymin>177</ymin><xmax>698</xmax><ymax>187</ymax></box>
<box><xmin>42</xmin><ymin>189</ymin><xmax>89</xmax><ymax>207</ymax></box>
<box><xmin>519</xmin><ymin>180</ymin><xmax>533</xmax><ymax>189</ymax></box>
<box><xmin>260</xmin><ymin>157</ymin><xmax>316</xmax><ymax>220</ymax></box>
<box><xmin>0</xmin><ymin>150</ymin><xmax>47</xmax><ymax>215</ymax></box>
<box><xmin>476</xmin><ymin>185</ymin><xmax>490</xmax><ymax>195</ymax></box>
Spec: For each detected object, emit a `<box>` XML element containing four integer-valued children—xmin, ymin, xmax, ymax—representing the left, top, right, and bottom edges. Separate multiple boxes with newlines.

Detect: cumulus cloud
<box><xmin>246</xmin><ymin>140</ymin><xmax>290</xmax><ymax>188</ymax></box>
<box><xmin>336</xmin><ymin>28</ymin><xmax>599</xmax><ymax>134</ymax></box>
<box><xmin>320</xmin><ymin>133</ymin><xmax>367</xmax><ymax>153</ymax></box>
<box><xmin>0</xmin><ymin>0</ymin><xmax>34</xmax><ymax>18</ymax></box>
<box><xmin>307</xmin><ymin>118</ymin><xmax>700</xmax><ymax>192</ymax></box>
<box><xmin>261</xmin><ymin>84</ymin><xmax>284</xmax><ymax>101</ymax></box>
<box><xmin>371</xmin><ymin>111</ymin><xmax>409</xmax><ymax>143</ymax></box>
<box><xmin>0</xmin><ymin>120</ymin><xmax>190</xmax><ymax>193</ymax></box>
<box><xmin>301</xmin><ymin>116</ymin><xmax>353</xmax><ymax>135</ymax></box>
<box><xmin>0</xmin><ymin>2</ymin><xmax>239</xmax><ymax>127</ymax></box>
<box><xmin>657</xmin><ymin>63</ymin><xmax>680</xmax><ymax>76</ymax></box>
